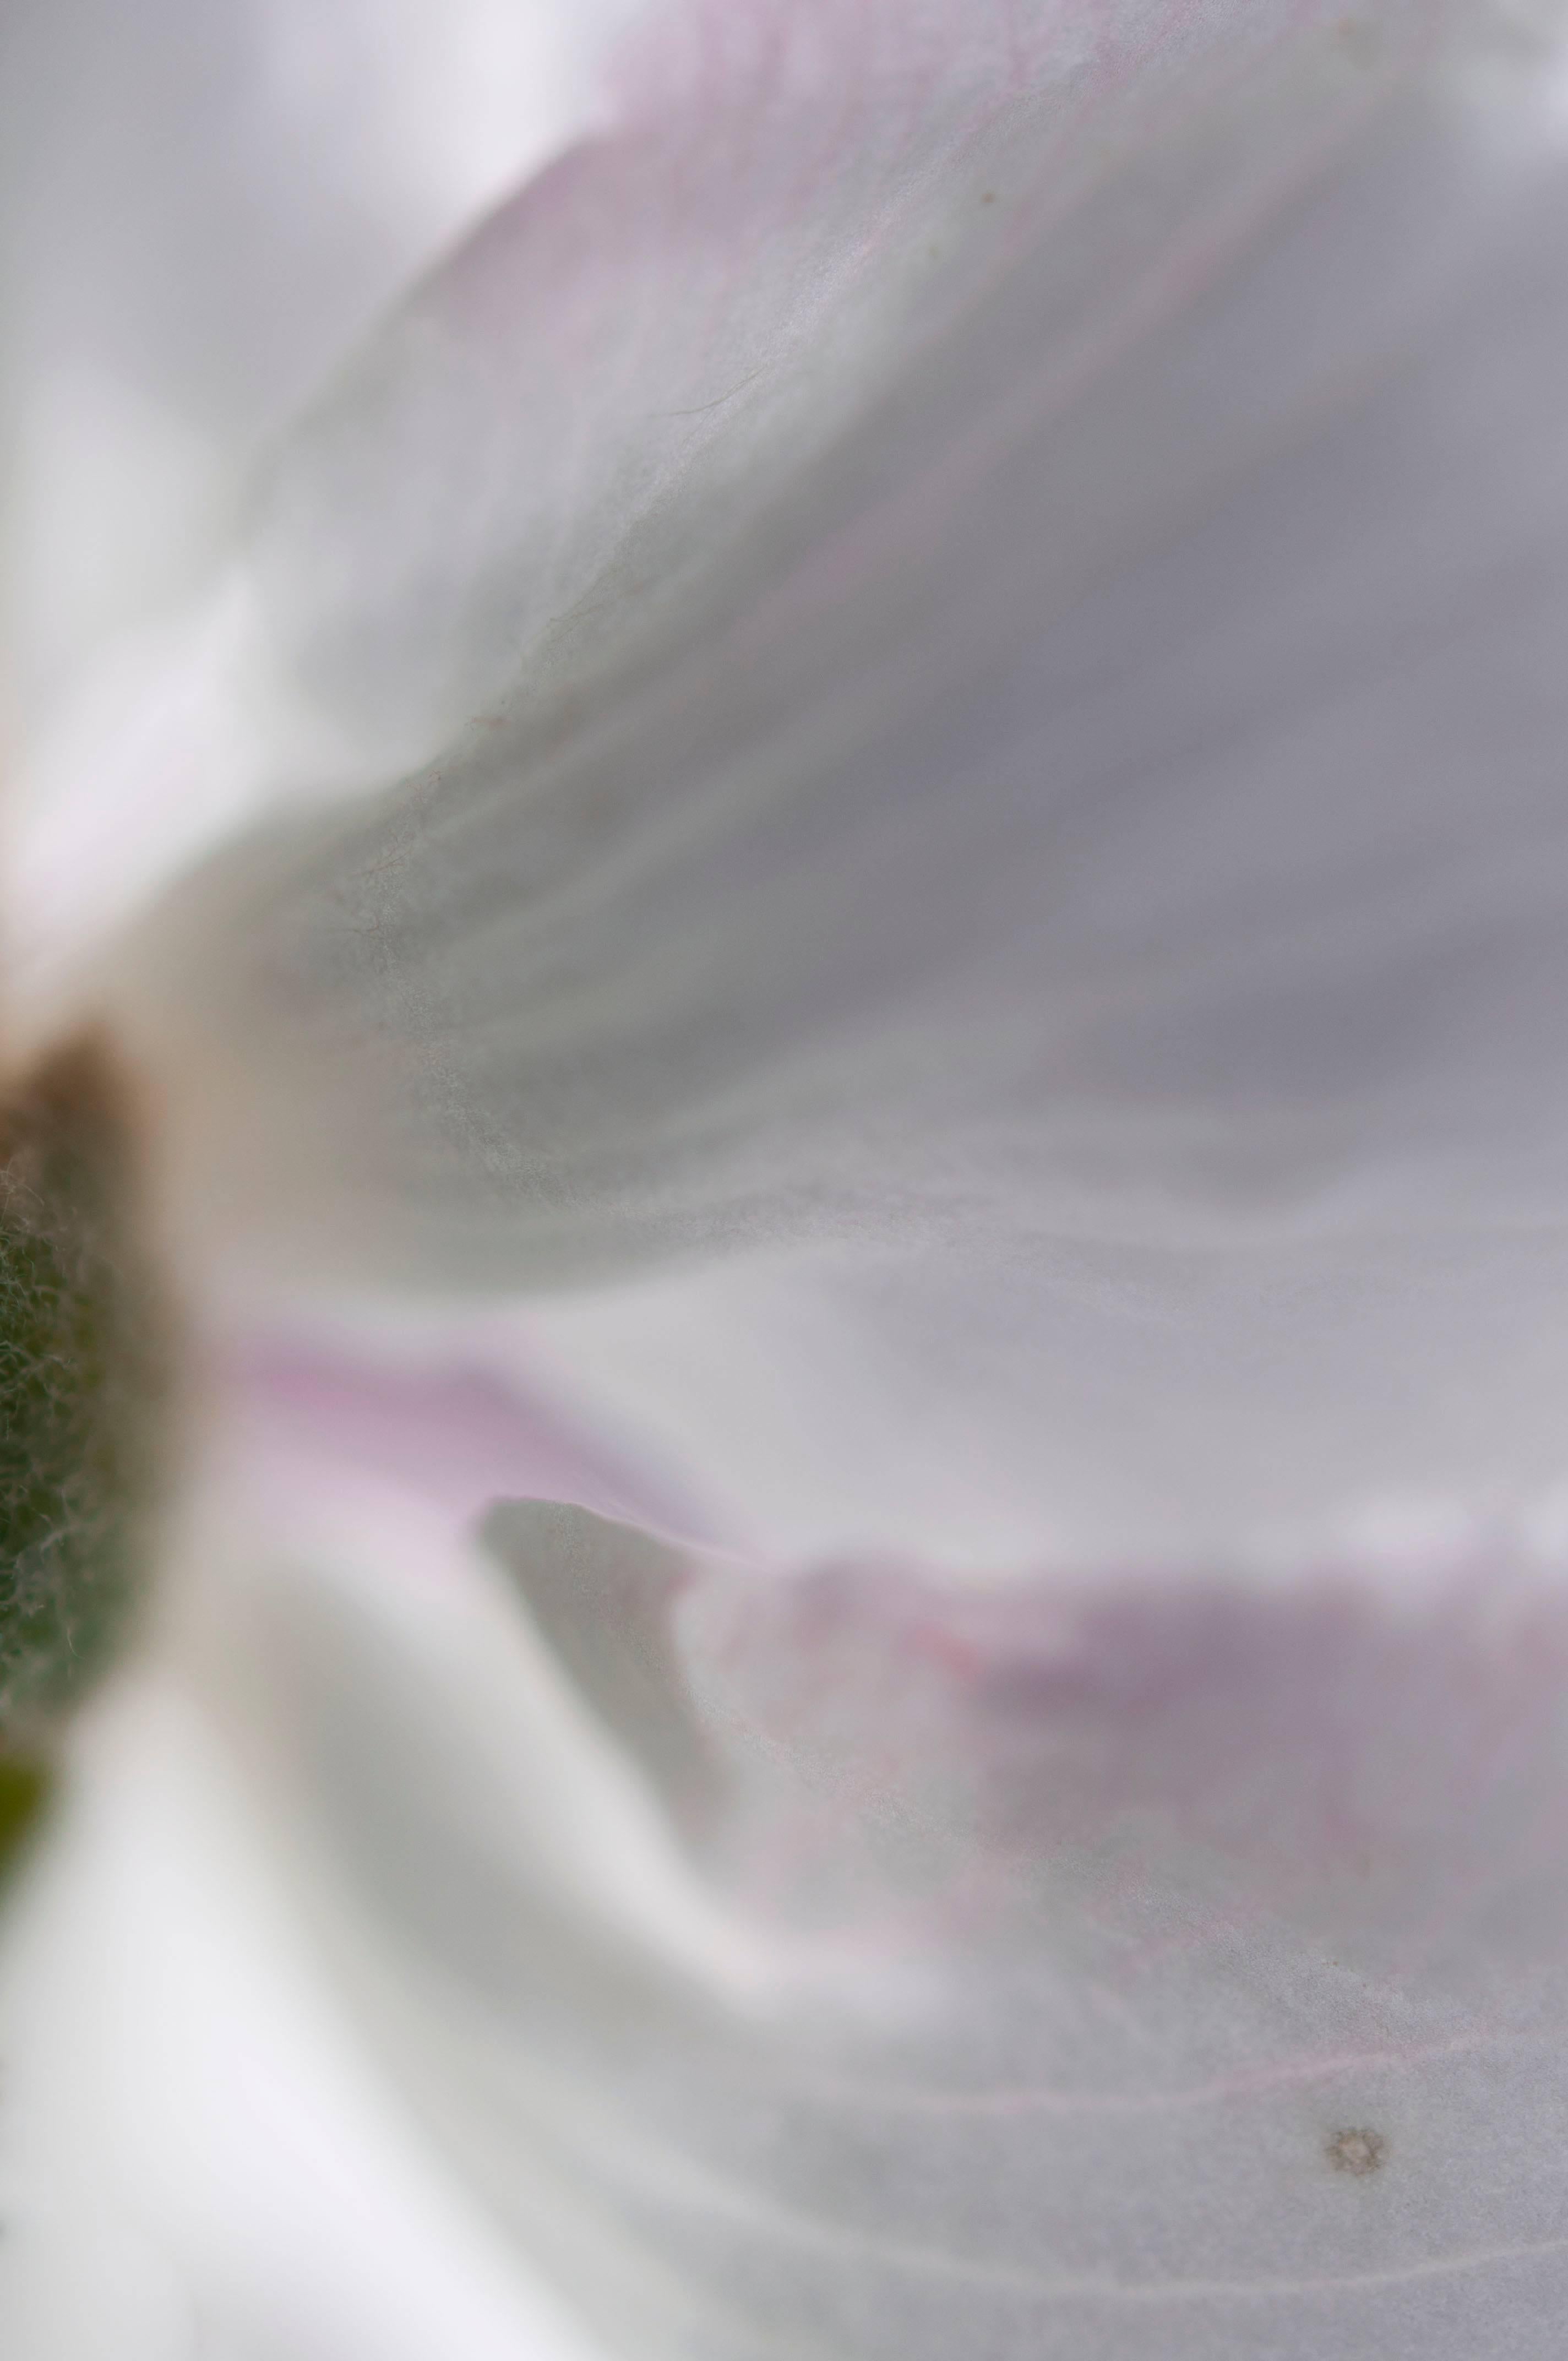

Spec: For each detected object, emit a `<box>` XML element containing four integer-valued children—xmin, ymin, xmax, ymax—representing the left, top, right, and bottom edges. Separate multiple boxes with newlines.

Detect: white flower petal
<box><xmin>20</xmin><ymin>0</ymin><xmax>1370</xmax><ymax>1013</ymax></box>
<box><xmin>186</xmin><ymin>0</ymin><xmax>1406</xmax><ymax>793</ymax></box>
<box><xmin>113</xmin><ymin>6</ymin><xmax>1568</xmax><ymax>1557</ymax></box>
<box><xmin>0</xmin><ymin>0</ymin><xmax>625</xmax><ymax>715</ymax></box>
<box><xmin>0</xmin><ymin>1672</ymin><xmax>610</xmax><ymax>2360</ymax></box>
<box><xmin>188</xmin><ymin>1482</ymin><xmax>1568</xmax><ymax>2360</ymax></box>
<box><xmin>0</xmin><ymin>0</ymin><xmax>631</xmax><ymax>994</ymax></box>
<box><xmin>228</xmin><ymin>1317</ymin><xmax>721</xmax><ymax>1542</ymax></box>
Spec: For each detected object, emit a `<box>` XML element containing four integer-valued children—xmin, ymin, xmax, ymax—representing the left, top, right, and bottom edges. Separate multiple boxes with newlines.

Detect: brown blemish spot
<box><xmin>1326</xmin><ymin>2126</ymin><xmax>1386</xmax><ymax>2177</ymax></box>
<box><xmin>979</xmin><ymin>190</ymin><xmax>996</xmax><ymax>205</ymax></box>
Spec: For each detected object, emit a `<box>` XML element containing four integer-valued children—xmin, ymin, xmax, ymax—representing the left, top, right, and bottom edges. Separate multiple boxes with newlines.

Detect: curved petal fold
<box><xmin>115</xmin><ymin>0</ymin><xmax>1476</xmax><ymax>1271</ymax></box>
<box><xmin>193</xmin><ymin>1487</ymin><xmax>1568</xmax><ymax>2360</ymax></box>
<box><xmin>110</xmin><ymin>3</ymin><xmax>1568</xmax><ymax>1554</ymax></box>
<box><xmin>0</xmin><ymin>0</ymin><xmax>630</xmax><ymax>988</ymax></box>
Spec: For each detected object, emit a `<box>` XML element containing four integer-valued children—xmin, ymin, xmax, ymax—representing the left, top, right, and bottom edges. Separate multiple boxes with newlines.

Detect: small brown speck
<box><xmin>1327</xmin><ymin>2126</ymin><xmax>1386</xmax><ymax>2177</ymax></box>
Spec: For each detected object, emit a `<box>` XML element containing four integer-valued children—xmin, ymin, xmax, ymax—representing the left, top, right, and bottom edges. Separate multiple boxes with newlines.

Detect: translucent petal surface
<box><xmin>191</xmin><ymin>1479</ymin><xmax>1568</xmax><ymax>2361</ymax></box>
<box><xmin>0</xmin><ymin>1672</ymin><xmax>611</xmax><ymax>2360</ymax></box>
<box><xmin>0</xmin><ymin>0</ymin><xmax>631</xmax><ymax>987</ymax></box>
<box><xmin>0</xmin><ymin>0</ymin><xmax>626</xmax><ymax>705</ymax></box>
<box><xmin>168</xmin><ymin>0</ymin><xmax>1407</xmax><ymax>792</ymax></box>
<box><xmin>114</xmin><ymin>2</ymin><xmax>1568</xmax><ymax>1559</ymax></box>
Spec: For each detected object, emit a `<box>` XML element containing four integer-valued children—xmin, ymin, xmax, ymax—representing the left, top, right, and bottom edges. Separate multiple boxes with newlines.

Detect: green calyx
<box><xmin>0</xmin><ymin>1036</ymin><xmax>170</xmax><ymax>1739</ymax></box>
<box><xmin>0</xmin><ymin>1754</ymin><xmax>51</xmax><ymax>1885</ymax></box>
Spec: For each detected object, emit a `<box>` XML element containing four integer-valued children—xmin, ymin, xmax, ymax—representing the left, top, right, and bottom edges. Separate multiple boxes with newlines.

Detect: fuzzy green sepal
<box><xmin>0</xmin><ymin>1040</ymin><xmax>169</xmax><ymax>1736</ymax></box>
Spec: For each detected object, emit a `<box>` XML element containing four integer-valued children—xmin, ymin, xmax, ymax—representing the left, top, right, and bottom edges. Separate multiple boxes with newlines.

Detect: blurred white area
<box><xmin>0</xmin><ymin>1671</ymin><xmax>608</xmax><ymax>2360</ymax></box>
<box><xmin>0</xmin><ymin>0</ymin><xmax>630</xmax><ymax>722</ymax></box>
<box><xmin>0</xmin><ymin>0</ymin><xmax>635</xmax><ymax>1009</ymax></box>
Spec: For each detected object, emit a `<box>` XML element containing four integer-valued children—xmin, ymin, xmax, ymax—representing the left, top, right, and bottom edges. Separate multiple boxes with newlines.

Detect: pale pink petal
<box><xmin>110</xmin><ymin>4</ymin><xmax>1568</xmax><ymax>1559</ymax></box>
<box><xmin>168</xmin><ymin>0</ymin><xmax>1400</xmax><ymax>792</ymax></box>
<box><xmin>227</xmin><ymin>1320</ymin><xmax>721</xmax><ymax>1542</ymax></box>
<box><xmin>183</xmin><ymin>1487</ymin><xmax>1568</xmax><ymax>2359</ymax></box>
